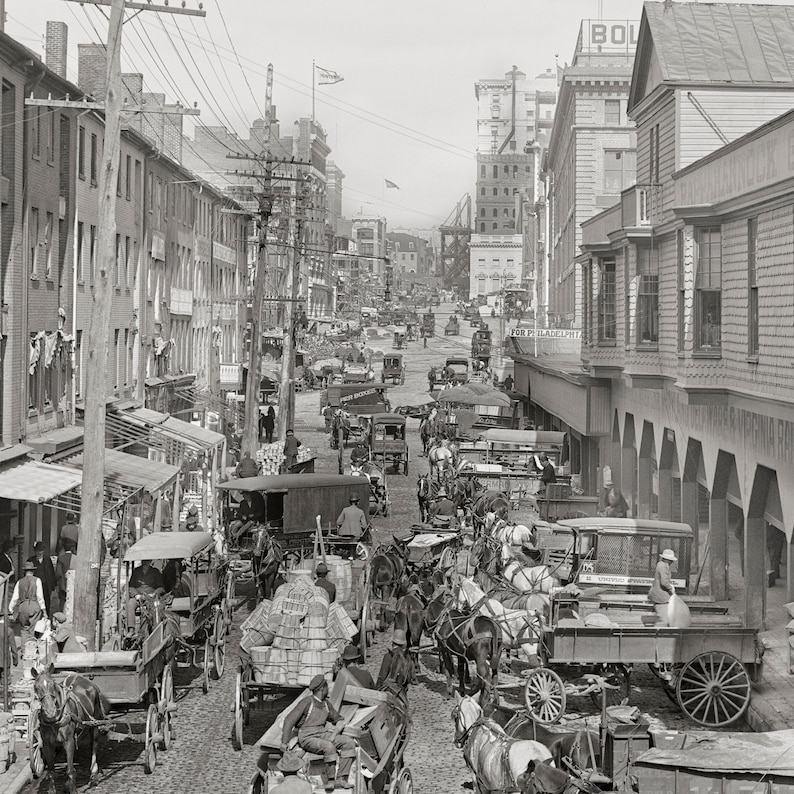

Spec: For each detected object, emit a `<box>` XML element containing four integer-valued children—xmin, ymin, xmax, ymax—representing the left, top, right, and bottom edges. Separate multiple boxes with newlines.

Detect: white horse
<box><xmin>502</xmin><ymin>552</ymin><xmax>559</xmax><ymax>594</ymax></box>
<box><xmin>428</xmin><ymin>439</ymin><xmax>455</xmax><ymax>481</ymax></box>
<box><xmin>452</xmin><ymin>692</ymin><xmax>553</xmax><ymax>793</ymax></box>
<box><xmin>492</xmin><ymin>522</ymin><xmax>535</xmax><ymax>549</ymax></box>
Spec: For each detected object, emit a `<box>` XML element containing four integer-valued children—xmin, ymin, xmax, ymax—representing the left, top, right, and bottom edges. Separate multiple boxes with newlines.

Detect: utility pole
<box><xmin>241</xmin><ymin>64</ymin><xmax>274</xmax><ymax>458</ymax></box>
<box><xmin>63</xmin><ymin>0</ymin><xmax>205</xmax><ymax>649</ymax></box>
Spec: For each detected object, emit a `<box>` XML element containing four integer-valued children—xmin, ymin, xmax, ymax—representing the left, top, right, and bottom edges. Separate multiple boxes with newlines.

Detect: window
<box><xmin>114</xmin><ymin>329</ymin><xmax>120</xmax><ymax>389</ymax></box>
<box><xmin>636</xmin><ymin>247</ymin><xmax>659</xmax><ymax>345</ymax></box>
<box><xmin>492</xmin><ymin>222</ymin><xmax>498</xmax><ymax>230</ymax></box>
<box><xmin>513</xmin><ymin>165</ymin><xmax>518</xmax><ymax>178</ymax></box>
<box><xmin>89</xmin><ymin>225</ymin><xmax>97</xmax><ymax>284</ymax></box>
<box><xmin>695</xmin><ymin>227</ymin><xmax>721</xmax><ymax>351</ymax></box>
<box><xmin>116</xmin><ymin>154</ymin><xmax>122</xmax><ymax>196</ymax></box>
<box><xmin>480</xmin><ymin>207</ymin><xmax>485</xmax><ymax>217</ymax></box>
<box><xmin>677</xmin><ymin>229</ymin><xmax>685</xmax><ymax>353</ymax></box>
<box><xmin>76</xmin><ymin>222</ymin><xmax>84</xmax><ymax>282</ymax></box>
<box><xmin>605</xmin><ymin>99</ymin><xmax>620</xmax><ymax>125</ymax></box>
<box><xmin>125</xmin><ymin>155</ymin><xmax>131</xmax><ymax>200</ymax></box>
<box><xmin>493</xmin><ymin>165</ymin><xmax>498</xmax><ymax>179</ymax></box>
<box><xmin>480</xmin><ymin>187</ymin><xmax>485</xmax><ymax>196</ymax></box>
<box><xmin>78</xmin><ymin>126</ymin><xmax>85</xmax><ymax>178</ymax></box>
<box><xmin>504</xmin><ymin>188</ymin><xmax>509</xmax><ymax>196</ymax></box>
<box><xmin>480</xmin><ymin>165</ymin><xmax>486</xmax><ymax>178</ymax></box>
<box><xmin>29</xmin><ymin>333</ymin><xmax>40</xmax><ymax>411</ymax></box>
<box><xmin>598</xmin><ymin>258</ymin><xmax>616</xmax><ymax>342</ymax></box>
<box><xmin>492</xmin><ymin>208</ymin><xmax>498</xmax><ymax>217</ymax></box>
<box><xmin>493</xmin><ymin>188</ymin><xmax>498</xmax><ymax>197</ymax></box>
<box><xmin>75</xmin><ymin>330</ymin><xmax>83</xmax><ymax>398</ymax></box>
<box><xmin>480</xmin><ymin>223</ymin><xmax>485</xmax><ymax>232</ymax></box>
<box><xmin>90</xmin><ymin>133</ymin><xmax>98</xmax><ymax>185</ymax></box>
<box><xmin>748</xmin><ymin>218</ymin><xmax>758</xmax><ymax>357</ymax></box>
<box><xmin>32</xmin><ymin>108</ymin><xmax>40</xmax><ymax>158</ymax></box>
<box><xmin>124</xmin><ymin>236</ymin><xmax>131</xmax><ymax>286</ymax></box>
<box><xmin>44</xmin><ymin>212</ymin><xmax>53</xmax><ymax>278</ymax></box>
<box><xmin>603</xmin><ymin>150</ymin><xmax>636</xmax><ymax>194</ymax></box>
<box><xmin>47</xmin><ymin>112</ymin><xmax>55</xmax><ymax>163</ymax></box>
<box><xmin>29</xmin><ymin>207</ymin><xmax>39</xmax><ymax>276</ymax></box>
<box><xmin>504</xmin><ymin>165</ymin><xmax>509</xmax><ymax>176</ymax></box>
<box><xmin>115</xmin><ymin>234</ymin><xmax>121</xmax><ymax>285</ymax></box>
<box><xmin>123</xmin><ymin>329</ymin><xmax>129</xmax><ymax>386</ymax></box>
<box><xmin>649</xmin><ymin>124</ymin><xmax>660</xmax><ymax>184</ymax></box>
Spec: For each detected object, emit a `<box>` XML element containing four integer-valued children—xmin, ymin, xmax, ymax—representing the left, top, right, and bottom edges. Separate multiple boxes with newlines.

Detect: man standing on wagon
<box><xmin>648</xmin><ymin>548</ymin><xmax>677</xmax><ymax>625</ymax></box>
<box><xmin>336</xmin><ymin>494</ymin><xmax>368</xmax><ymax>540</ymax></box>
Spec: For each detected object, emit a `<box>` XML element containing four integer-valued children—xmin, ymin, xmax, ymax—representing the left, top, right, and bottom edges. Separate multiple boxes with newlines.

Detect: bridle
<box><xmin>451</xmin><ymin>702</ymin><xmax>483</xmax><ymax>749</ymax></box>
<box><xmin>35</xmin><ymin>675</ymin><xmax>72</xmax><ymax>730</ymax></box>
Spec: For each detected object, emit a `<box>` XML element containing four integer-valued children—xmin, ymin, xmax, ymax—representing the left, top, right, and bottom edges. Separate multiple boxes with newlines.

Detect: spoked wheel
<box><xmin>160</xmin><ymin>664</ymin><xmax>174</xmax><ymax>750</ymax></box>
<box><xmin>676</xmin><ymin>652</ymin><xmax>751</xmax><ymax>727</ymax></box>
<box><xmin>28</xmin><ymin>708</ymin><xmax>45</xmax><ymax>778</ymax></box>
<box><xmin>524</xmin><ymin>668</ymin><xmax>566</xmax><ymax>725</ymax></box>
<box><xmin>589</xmin><ymin>664</ymin><xmax>630</xmax><ymax>709</ymax></box>
<box><xmin>232</xmin><ymin>672</ymin><xmax>245</xmax><ymax>751</ymax></box>
<box><xmin>224</xmin><ymin>574</ymin><xmax>236</xmax><ymax>635</ymax></box>
<box><xmin>202</xmin><ymin>638</ymin><xmax>211</xmax><ymax>694</ymax></box>
<box><xmin>358</xmin><ymin>598</ymin><xmax>369</xmax><ymax>662</ymax></box>
<box><xmin>389</xmin><ymin>767</ymin><xmax>413</xmax><ymax>794</ymax></box>
<box><xmin>649</xmin><ymin>663</ymin><xmax>679</xmax><ymax>704</ymax></box>
<box><xmin>355</xmin><ymin>542</ymin><xmax>369</xmax><ymax>561</ymax></box>
<box><xmin>213</xmin><ymin>610</ymin><xmax>227</xmax><ymax>679</ymax></box>
<box><xmin>143</xmin><ymin>703</ymin><xmax>159</xmax><ymax>774</ymax></box>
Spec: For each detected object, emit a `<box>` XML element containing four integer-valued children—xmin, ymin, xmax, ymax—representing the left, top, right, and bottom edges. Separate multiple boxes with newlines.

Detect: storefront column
<box><xmin>658</xmin><ymin>466</ymin><xmax>672</xmax><ymax>521</ymax></box>
<box><xmin>709</xmin><ymin>496</ymin><xmax>728</xmax><ymax>600</ymax></box>
<box><xmin>681</xmin><ymin>479</ymin><xmax>700</xmax><ymax>572</ymax></box>
<box><xmin>620</xmin><ymin>445</ymin><xmax>636</xmax><ymax>517</ymax></box>
<box><xmin>746</xmin><ymin>516</ymin><xmax>766</xmax><ymax>629</ymax></box>
<box><xmin>638</xmin><ymin>455</ymin><xmax>652</xmax><ymax>519</ymax></box>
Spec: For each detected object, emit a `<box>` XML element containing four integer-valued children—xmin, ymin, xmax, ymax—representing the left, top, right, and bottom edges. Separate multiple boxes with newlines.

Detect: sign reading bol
<box><xmin>580</xmin><ymin>19</ymin><xmax>638</xmax><ymax>53</ymax></box>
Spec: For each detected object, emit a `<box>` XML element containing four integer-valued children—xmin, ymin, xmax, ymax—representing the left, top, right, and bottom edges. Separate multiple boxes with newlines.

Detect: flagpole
<box><xmin>312</xmin><ymin>59</ymin><xmax>315</xmax><ymax>123</ymax></box>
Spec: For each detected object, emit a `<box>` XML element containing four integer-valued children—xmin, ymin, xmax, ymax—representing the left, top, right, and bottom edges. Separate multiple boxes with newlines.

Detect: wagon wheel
<box><xmin>213</xmin><ymin>610</ymin><xmax>227</xmax><ymax>679</ymax></box>
<box><xmin>589</xmin><ymin>664</ymin><xmax>630</xmax><ymax>710</ymax></box>
<box><xmin>224</xmin><ymin>572</ymin><xmax>236</xmax><ymax>634</ymax></box>
<box><xmin>28</xmin><ymin>708</ymin><xmax>45</xmax><ymax>778</ymax></box>
<box><xmin>358</xmin><ymin>595</ymin><xmax>372</xmax><ymax>662</ymax></box>
<box><xmin>388</xmin><ymin>767</ymin><xmax>413</xmax><ymax>794</ymax></box>
<box><xmin>240</xmin><ymin>664</ymin><xmax>253</xmax><ymax>725</ymax></box>
<box><xmin>676</xmin><ymin>652</ymin><xmax>751</xmax><ymax>727</ymax></box>
<box><xmin>202</xmin><ymin>637</ymin><xmax>211</xmax><ymax>694</ymax></box>
<box><xmin>143</xmin><ymin>703</ymin><xmax>159</xmax><ymax>774</ymax></box>
<box><xmin>160</xmin><ymin>663</ymin><xmax>174</xmax><ymax>750</ymax></box>
<box><xmin>403</xmin><ymin>456</ymin><xmax>409</xmax><ymax>476</ymax></box>
<box><xmin>648</xmin><ymin>663</ymin><xmax>679</xmax><ymax>704</ymax></box>
<box><xmin>355</xmin><ymin>542</ymin><xmax>370</xmax><ymax>561</ymax></box>
<box><xmin>523</xmin><ymin>668</ymin><xmax>566</xmax><ymax>725</ymax></box>
<box><xmin>232</xmin><ymin>671</ymin><xmax>245</xmax><ymax>751</ymax></box>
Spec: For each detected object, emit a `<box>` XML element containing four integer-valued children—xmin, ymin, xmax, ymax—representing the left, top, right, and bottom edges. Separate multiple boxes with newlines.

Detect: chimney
<box><xmin>45</xmin><ymin>21</ymin><xmax>68</xmax><ymax>79</ymax></box>
<box><xmin>78</xmin><ymin>43</ymin><xmax>107</xmax><ymax>99</ymax></box>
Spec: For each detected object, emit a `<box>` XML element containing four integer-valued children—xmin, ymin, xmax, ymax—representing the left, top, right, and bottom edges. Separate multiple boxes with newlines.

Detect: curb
<box><xmin>0</xmin><ymin>759</ymin><xmax>31</xmax><ymax>794</ymax></box>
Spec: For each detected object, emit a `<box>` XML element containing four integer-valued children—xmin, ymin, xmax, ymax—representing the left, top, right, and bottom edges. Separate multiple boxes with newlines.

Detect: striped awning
<box><xmin>0</xmin><ymin>461</ymin><xmax>82</xmax><ymax>505</ymax></box>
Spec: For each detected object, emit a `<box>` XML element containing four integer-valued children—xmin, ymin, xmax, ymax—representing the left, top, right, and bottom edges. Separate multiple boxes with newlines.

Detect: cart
<box><xmin>522</xmin><ymin>596</ymin><xmax>765</xmax><ymax>728</ymax></box>
<box><xmin>243</xmin><ymin>675</ymin><xmax>412</xmax><ymax>794</ymax></box>
<box><xmin>381</xmin><ymin>354</ymin><xmax>405</xmax><ymax>385</ymax></box>
<box><xmin>444</xmin><ymin>317</ymin><xmax>459</xmax><ymax>336</ymax></box>
<box><xmin>367</xmin><ymin>413</ymin><xmax>408</xmax><ymax>475</ymax></box>
<box><xmin>392</xmin><ymin>332</ymin><xmax>405</xmax><ymax>350</ymax></box>
<box><xmin>405</xmin><ymin>531</ymin><xmax>460</xmax><ymax>573</ymax></box>
<box><xmin>422</xmin><ymin>312</ymin><xmax>435</xmax><ymax>338</ymax></box>
<box><xmin>350</xmin><ymin>459</ymin><xmax>390</xmax><ymax>518</ymax></box>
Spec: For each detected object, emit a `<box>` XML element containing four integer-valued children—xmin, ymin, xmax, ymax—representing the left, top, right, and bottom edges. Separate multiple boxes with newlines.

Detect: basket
<box><xmin>328</xmin><ymin>603</ymin><xmax>357</xmax><ymax>641</ymax></box>
<box><xmin>240</xmin><ymin>600</ymin><xmax>272</xmax><ymax>632</ymax></box>
<box><xmin>250</xmin><ymin>646</ymin><xmax>272</xmax><ymax>664</ymax></box>
<box><xmin>241</xmin><ymin>628</ymin><xmax>274</xmax><ymax>654</ymax></box>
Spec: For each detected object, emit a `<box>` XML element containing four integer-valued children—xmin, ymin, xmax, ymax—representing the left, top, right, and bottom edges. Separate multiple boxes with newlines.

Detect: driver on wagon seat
<box><xmin>429</xmin><ymin>488</ymin><xmax>456</xmax><ymax>526</ymax></box>
<box><xmin>125</xmin><ymin>559</ymin><xmax>165</xmax><ymax>637</ymax></box>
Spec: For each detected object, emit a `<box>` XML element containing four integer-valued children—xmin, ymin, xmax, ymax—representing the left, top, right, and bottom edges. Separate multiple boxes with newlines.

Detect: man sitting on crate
<box><xmin>125</xmin><ymin>559</ymin><xmax>165</xmax><ymax>638</ymax></box>
<box><xmin>280</xmin><ymin>674</ymin><xmax>356</xmax><ymax>791</ymax></box>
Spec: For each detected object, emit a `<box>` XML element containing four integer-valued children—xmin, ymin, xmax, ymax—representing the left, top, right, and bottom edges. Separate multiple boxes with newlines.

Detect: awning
<box><xmin>125</xmin><ymin>531</ymin><xmax>213</xmax><ymax>562</ymax></box>
<box><xmin>64</xmin><ymin>449</ymin><xmax>179</xmax><ymax>497</ymax></box>
<box><xmin>0</xmin><ymin>461</ymin><xmax>82</xmax><ymax>505</ymax></box>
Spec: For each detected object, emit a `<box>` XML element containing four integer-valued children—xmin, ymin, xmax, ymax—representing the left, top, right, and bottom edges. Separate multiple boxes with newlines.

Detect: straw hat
<box><xmin>277</xmin><ymin>752</ymin><xmax>304</xmax><ymax>773</ymax></box>
<box><xmin>660</xmin><ymin>549</ymin><xmax>677</xmax><ymax>562</ymax></box>
<box><xmin>22</xmin><ymin>561</ymin><xmax>36</xmax><ymax>572</ymax></box>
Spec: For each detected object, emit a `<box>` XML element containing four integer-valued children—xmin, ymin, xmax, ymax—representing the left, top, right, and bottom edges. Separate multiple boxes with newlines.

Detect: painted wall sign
<box><xmin>510</xmin><ymin>328</ymin><xmax>582</xmax><ymax>339</ymax></box>
<box><xmin>579</xmin><ymin>20</ymin><xmax>639</xmax><ymax>53</ymax></box>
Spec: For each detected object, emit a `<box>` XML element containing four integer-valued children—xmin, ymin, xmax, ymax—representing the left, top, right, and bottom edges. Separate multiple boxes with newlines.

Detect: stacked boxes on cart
<box><xmin>240</xmin><ymin>574</ymin><xmax>356</xmax><ymax>686</ymax></box>
<box><xmin>255</xmin><ymin>442</ymin><xmax>314</xmax><ymax>476</ymax></box>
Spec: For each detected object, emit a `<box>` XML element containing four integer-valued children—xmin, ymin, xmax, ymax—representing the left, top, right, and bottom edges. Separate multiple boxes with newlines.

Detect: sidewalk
<box><xmin>0</xmin><ymin>757</ymin><xmax>30</xmax><ymax>794</ymax></box>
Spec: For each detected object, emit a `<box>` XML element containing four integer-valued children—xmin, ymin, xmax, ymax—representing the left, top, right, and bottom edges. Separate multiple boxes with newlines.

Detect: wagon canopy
<box><xmin>370</xmin><ymin>413</ymin><xmax>406</xmax><ymax>426</ymax></box>
<box><xmin>125</xmin><ymin>531</ymin><xmax>214</xmax><ymax>562</ymax></box>
<box><xmin>217</xmin><ymin>474</ymin><xmax>365</xmax><ymax>493</ymax></box>
<box><xmin>479</xmin><ymin>429</ymin><xmax>566</xmax><ymax>446</ymax></box>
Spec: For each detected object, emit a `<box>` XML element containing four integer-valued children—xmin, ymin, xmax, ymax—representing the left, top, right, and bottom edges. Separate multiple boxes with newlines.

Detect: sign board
<box><xmin>510</xmin><ymin>328</ymin><xmax>582</xmax><ymax>339</ymax></box>
<box><xmin>170</xmin><ymin>288</ymin><xmax>193</xmax><ymax>316</ymax></box>
<box><xmin>219</xmin><ymin>363</ymin><xmax>241</xmax><ymax>389</ymax></box>
<box><xmin>578</xmin><ymin>19</ymin><xmax>638</xmax><ymax>54</ymax></box>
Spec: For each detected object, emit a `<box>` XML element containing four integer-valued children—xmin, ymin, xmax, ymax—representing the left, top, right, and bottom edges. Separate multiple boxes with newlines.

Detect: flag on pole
<box><xmin>385</xmin><ymin>179</ymin><xmax>400</xmax><ymax>189</ymax></box>
<box><xmin>316</xmin><ymin>65</ymin><xmax>344</xmax><ymax>85</ymax></box>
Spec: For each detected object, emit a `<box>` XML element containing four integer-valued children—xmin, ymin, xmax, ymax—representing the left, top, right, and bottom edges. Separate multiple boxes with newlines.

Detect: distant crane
<box><xmin>439</xmin><ymin>194</ymin><xmax>472</xmax><ymax>292</ymax></box>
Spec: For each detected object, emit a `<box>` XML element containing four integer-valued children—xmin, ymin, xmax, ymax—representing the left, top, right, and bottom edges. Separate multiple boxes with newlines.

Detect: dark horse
<box><xmin>394</xmin><ymin>588</ymin><xmax>426</xmax><ymax>681</ymax></box>
<box><xmin>254</xmin><ymin>526</ymin><xmax>283</xmax><ymax>601</ymax></box>
<box><xmin>32</xmin><ymin>665</ymin><xmax>111</xmax><ymax>794</ymax></box>
<box><xmin>370</xmin><ymin>541</ymin><xmax>407</xmax><ymax>630</ymax></box>
<box><xmin>425</xmin><ymin>591</ymin><xmax>502</xmax><ymax>703</ymax></box>
<box><xmin>330</xmin><ymin>410</ymin><xmax>351</xmax><ymax>450</ymax></box>
<box><xmin>471</xmin><ymin>489</ymin><xmax>510</xmax><ymax>531</ymax></box>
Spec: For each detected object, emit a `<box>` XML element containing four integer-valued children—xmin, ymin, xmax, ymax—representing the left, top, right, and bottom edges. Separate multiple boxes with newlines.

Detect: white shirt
<box><xmin>9</xmin><ymin>575</ymin><xmax>47</xmax><ymax>614</ymax></box>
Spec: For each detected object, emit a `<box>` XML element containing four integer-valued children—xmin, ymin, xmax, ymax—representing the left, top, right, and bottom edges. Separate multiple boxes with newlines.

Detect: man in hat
<box><xmin>125</xmin><ymin>559</ymin><xmax>165</xmax><ymax>636</ymax></box>
<box><xmin>336</xmin><ymin>644</ymin><xmax>374</xmax><ymax>689</ymax></box>
<box><xmin>648</xmin><ymin>549</ymin><xmax>677</xmax><ymax>625</ymax></box>
<box><xmin>51</xmin><ymin>611</ymin><xmax>84</xmax><ymax>654</ymax></box>
<box><xmin>181</xmin><ymin>505</ymin><xmax>203</xmax><ymax>532</ymax></box>
<box><xmin>376</xmin><ymin>629</ymin><xmax>412</xmax><ymax>696</ymax></box>
<box><xmin>230</xmin><ymin>490</ymin><xmax>266</xmax><ymax>542</ymax></box>
<box><xmin>270</xmin><ymin>751</ymin><xmax>311</xmax><ymax>794</ymax></box>
<box><xmin>0</xmin><ymin>539</ymin><xmax>15</xmax><ymax>583</ymax></box>
<box><xmin>28</xmin><ymin>542</ymin><xmax>56</xmax><ymax>617</ymax></box>
<box><xmin>56</xmin><ymin>539</ymin><xmax>77</xmax><ymax>613</ymax></box>
<box><xmin>280</xmin><ymin>674</ymin><xmax>356</xmax><ymax>791</ymax></box>
<box><xmin>284</xmin><ymin>430</ymin><xmax>302</xmax><ymax>470</ymax></box>
<box><xmin>429</xmin><ymin>488</ymin><xmax>457</xmax><ymax>526</ymax></box>
<box><xmin>9</xmin><ymin>561</ymin><xmax>47</xmax><ymax>646</ymax></box>
<box><xmin>533</xmin><ymin>453</ymin><xmax>557</xmax><ymax>491</ymax></box>
<box><xmin>58</xmin><ymin>512</ymin><xmax>80</xmax><ymax>553</ymax></box>
<box><xmin>236</xmin><ymin>450</ymin><xmax>260</xmax><ymax>479</ymax></box>
<box><xmin>314</xmin><ymin>563</ymin><xmax>336</xmax><ymax>603</ymax></box>
<box><xmin>336</xmin><ymin>494</ymin><xmax>368</xmax><ymax>540</ymax></box>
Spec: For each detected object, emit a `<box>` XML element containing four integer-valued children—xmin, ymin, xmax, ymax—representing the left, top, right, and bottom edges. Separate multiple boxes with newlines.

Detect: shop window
<box><xmin>695</xmin><ymin>227</ymin><xmax>721</xmax><ymax>352</ymax></box>
<box><xmin>636</xmin><ymin>247</ymin><xmax>659</xmax><ymax>346</ymax></box>
<box><xmin>598</xmin><ymin>258</ymin><xmax>616</xmax><ymax>343</ymax></box>
<box><xmin>748</xmin><ymin>218</ymin><xmax>758</xmax><ymax>358</ymax></box>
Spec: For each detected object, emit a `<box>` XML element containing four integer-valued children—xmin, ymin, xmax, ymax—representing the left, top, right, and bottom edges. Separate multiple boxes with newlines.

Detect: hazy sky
<box><xmin>6</xmin><ymin>0</ymin><xmax>792</xmax><ymax>229</ymax></box>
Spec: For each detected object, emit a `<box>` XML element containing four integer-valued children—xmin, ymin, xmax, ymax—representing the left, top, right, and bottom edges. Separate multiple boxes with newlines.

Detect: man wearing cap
<box><xmin>270</xmin><ymin>751</ymin><xmax>311</xmax><ymax>794</ymax></box>
<box><xmin>376</xmin><ymin>629</ymin><xmax>412</xmax><ymax>696</ymax></box>
<box><xmin>28</xmin><ymin>542</ymin><xmax>57</xmax><ymax>617</ymax></box>
<box><xmin>9</xmin><ymin>561</ymin><xmax>46</xmax><ymax>646</ymax></box>
<box><xmin>336</xmin><ymin>494</ymin><xmax>368</xmax><ymax>540</ymax></box>
<box><xmin>336</xmin><ymin>644</ymin><xmax>374</xmax><ymax>689</ymax></box>
<box><xmin>280</xmin><ymin>675</ymin><xmax>356</xmax><ymax>791</ymax></box>
<box><xmin>648</xmin><ymin>549</ymin><xmax>677</xmax><ymax>625</ymax></box>
<box><xmin>314</xmin><ymin>563</ymin><xmax>336</xmax><ymax>603</ymax></box>
<box><xmin>181</xmin><ymin>505</ymin><xmax>203</xmax><ymax>532</ymax></box>
<box><xmin>51</xmin><ymin>612</ymin><xmax>84</xmax><ymax>654</ymax></box>
<box><xmin>125</xmin><ymin>559</ymin><xmax>165</xmax><ymax>636</ymax></box>
<box><xmin>429</xmin><ymin>488</ymin><xmax>457</xmax><ymax>526</ymax></box>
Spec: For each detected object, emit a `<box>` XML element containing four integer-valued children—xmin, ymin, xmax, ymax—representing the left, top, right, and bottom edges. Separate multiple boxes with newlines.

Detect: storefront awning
<box><xmin>0</xmin><ymin>461</ymin><xmax>82</xmax><ymax>505</ymax></box>
<box><xmin>65</xmin><ymin>449</ymin><xmax>179</xmax><ymax>496</ymax></box>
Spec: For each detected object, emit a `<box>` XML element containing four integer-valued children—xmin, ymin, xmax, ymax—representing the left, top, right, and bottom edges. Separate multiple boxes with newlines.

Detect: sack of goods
<box><xmin>241</xmin><ymin>576</ymin><xmax>355</xmax><ymax>685</ymax></box>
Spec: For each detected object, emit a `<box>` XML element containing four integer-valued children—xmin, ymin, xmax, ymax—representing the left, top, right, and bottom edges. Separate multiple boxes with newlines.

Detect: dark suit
<box><xmin>29</xmin><ymin>553</ymin><xmax>57</xmax><ymax>615</ymax></box>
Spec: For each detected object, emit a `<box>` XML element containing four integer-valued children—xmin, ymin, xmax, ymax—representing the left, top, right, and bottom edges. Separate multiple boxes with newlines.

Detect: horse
<box><xmin>370</xmin><ymin>542</ymin><xmax>408</xmax><ymax>629</ymax></box>
<box><xmin>425</xmin><ymin>591</ymin><xmax>502</xmax><ymax>702</ymax></box>
<box><xmin>253</xmin><ymin>526</ymin><xmax>283</xmax><ymax>601</ymax></box>
<box><xmin>429</xmin><ymin>440</ymin><xmax>455</xmax><ymax>482</ymax></box>
<box><xmin>471</xmin><ymin>490</ymin><xmax>510</xmax><ymax>529</ymax></box>
<box><xmin>32</xmin><ymin>664</ymin><xmax>111</xmax><ymax>794</ymax></box>
<box><xmin>394</xmin><ymin>588</ymin><xmax>426</xmax><ymax>681</ymax></box>
<box><xmin>417</xmin><ymin>474</ymin><xmax>434</xmax><ymax>522</ymax></box>
<box><xmin>483</xmin><ymin>702</ymin><xmax>601</xmax><ymax>778</ymax></box>
<box><xmin>492</xmin><ymin>521</ymin><xmax>536</xmax><ymax>550</ymax></box>
<box><xmin>452</xmin><ymin>692</ymin><xmax>553</xmax><ymax>794</ymax></box>
<box><xmin>330</xmin><ymin>409</ymin><xmax>351</xmax><ymax>450</ymax></box>
<box><xmin>501</xmin><ymin>555</ymin><xmax>558</xmax><ymax>595</ymax></box>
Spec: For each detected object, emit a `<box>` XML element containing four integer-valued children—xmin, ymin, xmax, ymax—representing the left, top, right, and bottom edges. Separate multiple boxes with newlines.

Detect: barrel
<box><xmin>310</xmin><ymin>555</ymin><xmax>353</xmax><ymax>603</ymax></box>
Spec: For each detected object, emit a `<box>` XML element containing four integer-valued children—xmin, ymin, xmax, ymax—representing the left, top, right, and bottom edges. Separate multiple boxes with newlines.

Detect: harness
<box><xmin>453</xmin><ymin>712</ymin><xmax>520</xmax><ymax>792</ymax></box>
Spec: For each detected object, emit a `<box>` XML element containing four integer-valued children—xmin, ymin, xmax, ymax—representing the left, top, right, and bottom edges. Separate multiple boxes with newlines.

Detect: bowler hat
<box><xmin>392</xmin><ymin>629</ymin><xmax>407</xmax><ymax>646</ymax></box>
<box><xmin>315</xmin><ymin>563</ymin><xmax>328</xmax><ymax>575</ymax></box>
<box><xmin>308</xmin><ymin>674</ymin><xmax>327</xmax><ymax>692</ymax></box>
<box><xmin>277</xmin><ymin>752</ymin><xmax>304</xmax><ymax>773</ymax></box>
<box><xmin>22</xmin><ymin>561</ymin><xmax>36</xmax><ymax>572</ymax></box>
<box><xmin>349</xmin><ymin>494</ymin><xmax>360</xmax><ymax>503</ymax></box>
<box><xmin>33</xmin><ymin>542</ymin><xmax>46</xmax><ymax>553</ymax></box>
<box><xmin>342</xmin><ymin>644</ymin><xmax>361</xmax><ymax>662</ymax></box>
<box><xmin>660</xmin><ymin>549</ymin><xmax>677</xmax><ymax>562</ymax></box>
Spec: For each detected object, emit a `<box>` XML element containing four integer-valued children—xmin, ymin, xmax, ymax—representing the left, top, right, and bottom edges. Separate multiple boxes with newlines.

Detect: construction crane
<box><xmin>439</xmin><ymin>193</ymin><xmax>472</xmax><ymax>292</ymax></box>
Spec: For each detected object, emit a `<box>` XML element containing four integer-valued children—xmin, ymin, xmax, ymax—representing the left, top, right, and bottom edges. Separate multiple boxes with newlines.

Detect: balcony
<box><xmin>621</xmin><ymin>184</ymin><xmax>662</xmax><ymax>233</ymax></box>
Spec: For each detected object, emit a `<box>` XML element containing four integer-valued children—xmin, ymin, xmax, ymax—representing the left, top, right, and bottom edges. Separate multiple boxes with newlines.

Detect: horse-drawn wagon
<box><xmin>444</xmin><ymin>316</ymin><xmax>459</xmax><ymax>335</ymax></box>
<box><xmin>367</xmin><ymin>413</ymin><xmax>409</xmax><ymax>475</ymax></box>
<box><xmin>422</xmin><ymin>312</ymin><xmax>435</xmax><ymax>338</ymax></box>
<box><xmin>381</xmin><ymin>354</ymin><xmax>405</xmax><ymax>385</ymax></box>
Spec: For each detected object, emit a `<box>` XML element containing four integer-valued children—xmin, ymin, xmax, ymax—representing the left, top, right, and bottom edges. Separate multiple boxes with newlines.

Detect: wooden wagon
<box><xmin>367</xmin><ymin>413</ymin><xmax>409</xmax><ymax>475</ymax></box>
<box><xmin>444</xmin><ymin>317</ymin><xmax>459</xmax><ymax>335</ymax></box>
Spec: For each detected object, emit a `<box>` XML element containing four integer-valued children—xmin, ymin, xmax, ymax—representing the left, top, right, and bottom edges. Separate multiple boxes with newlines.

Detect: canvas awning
<box><xmin>125</xmin><ymin>531</ymin><xmax>213</xmax><ymax>562</ymax></box>
<box><xmin>65</xmin><ymin>449</ymin><xmax>179</xmax><ymax>496</ymax></box>
<box><xmin>0</xmin><ymin>461</ymin><xmax>82</xmax><ymax>508</ymax></box>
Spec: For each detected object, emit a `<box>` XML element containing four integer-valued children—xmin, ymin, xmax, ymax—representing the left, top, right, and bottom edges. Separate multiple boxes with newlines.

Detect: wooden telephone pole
<box><xmin>64</xmin><ymin>0</ymin><xmax>205</xmax><ymax>648</ymax></box>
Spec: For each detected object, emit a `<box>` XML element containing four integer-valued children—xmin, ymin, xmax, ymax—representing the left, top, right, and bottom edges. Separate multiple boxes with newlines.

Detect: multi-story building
<box><xmin>568</xmin><ymin>1</ymin><xmax>794</xmax><ymax>628</ymax></box>
<box><xmin>351</xmin><ymin>215</ymin><xmax>387</xmax><ymax>291</ymax></box>
<box><xmin>387</xmin><ymin>232</ymin><xmax>431</xmax><ymax>282</ymax></box>
<box><xmin>544</xmin><ymin>20</ymin><xmax>637</xmax><ymax>329</ymax></box>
